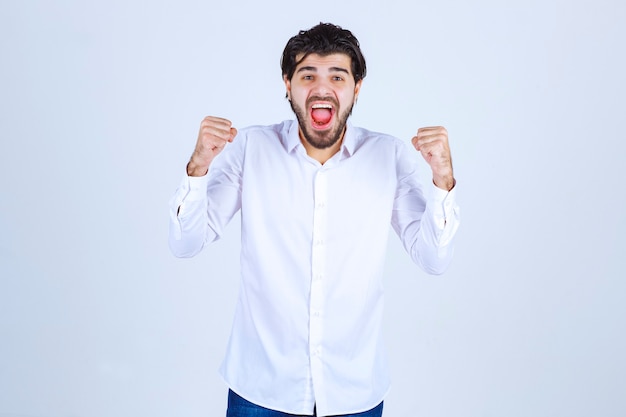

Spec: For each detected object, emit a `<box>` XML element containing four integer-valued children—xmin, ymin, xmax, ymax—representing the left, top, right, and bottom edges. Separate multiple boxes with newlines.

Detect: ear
<box><xmin>284</xmin><ymin>75</ymin><xmax>292</xmax><ymax>101</ymax></box>
<box><xmin>354</xmin><ymin>79</ymin><xmax>363</xmax><ymax>103</ymax></box>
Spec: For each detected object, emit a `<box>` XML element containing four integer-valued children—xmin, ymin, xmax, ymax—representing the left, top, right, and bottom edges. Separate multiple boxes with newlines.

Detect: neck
<box><xmin>299</xmin><ymin>128</ymin><xmax>345</xmax><ymax>165</ymax></box>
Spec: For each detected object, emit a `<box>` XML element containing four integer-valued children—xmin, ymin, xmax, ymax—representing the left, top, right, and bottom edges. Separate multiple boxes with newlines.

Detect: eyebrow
<box><xmin>296</xmin><ymin>66</ymin><xmax>350</xmax><ymax>74</ymax></box>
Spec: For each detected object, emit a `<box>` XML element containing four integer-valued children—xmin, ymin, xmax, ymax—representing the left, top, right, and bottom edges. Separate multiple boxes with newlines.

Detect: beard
<box><xmin>290</xmin><ymin>96</ymin><xmax>354</xmax><ymax>150</ymax></box>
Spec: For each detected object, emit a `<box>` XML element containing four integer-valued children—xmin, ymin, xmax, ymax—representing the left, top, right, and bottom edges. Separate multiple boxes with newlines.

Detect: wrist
<box><xmin>433</xmin><ymin>175</ymin><xmax>455</xmax><ymax>191</ymax></box>
<box><xmin>186</xmin><ymin>160</ymin><xmax>208</xmax><ymax>177</ymax></box>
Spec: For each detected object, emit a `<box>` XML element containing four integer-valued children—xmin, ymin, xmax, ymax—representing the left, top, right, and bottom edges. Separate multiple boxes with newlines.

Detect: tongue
<box><xmin>311</xmin><ymin>108</ymin><xmax>332</xmax><ymax>124</ymax></box>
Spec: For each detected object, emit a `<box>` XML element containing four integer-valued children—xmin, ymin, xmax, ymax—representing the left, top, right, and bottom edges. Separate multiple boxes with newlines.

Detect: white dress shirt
<box><xmin>168</xmin><ymin>120</ymin><xmax>459</xmax><ymax>417</ymax></box>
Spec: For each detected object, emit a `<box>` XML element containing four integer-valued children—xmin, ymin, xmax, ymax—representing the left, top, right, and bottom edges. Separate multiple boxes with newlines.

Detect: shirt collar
<box><xmin>284</xmin><ymin>119</ymin><xmax>357</xmax><ymax>159</ymax></box>
<box><xmin>284</xmin><ymin>120</ymin><xmax>302</xmax><ymax>153</ymax></box>
<box><xmin>341</xmin><ymin>121</ymin><xmax>357</xmax><ymax>158</ymax></box>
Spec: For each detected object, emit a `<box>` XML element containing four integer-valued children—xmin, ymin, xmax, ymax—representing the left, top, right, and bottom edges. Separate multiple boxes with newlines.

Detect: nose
<box><xmin>311</xmin><ymin>78</ymin><xmax>332</xmax><ymax>96</ymax></box>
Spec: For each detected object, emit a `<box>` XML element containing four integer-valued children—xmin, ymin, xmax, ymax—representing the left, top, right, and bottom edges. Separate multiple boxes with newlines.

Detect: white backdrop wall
<box><xmin>1</xmin><ymin>0</ymin><xmax>625</xmax><ymax>416</ymax></box>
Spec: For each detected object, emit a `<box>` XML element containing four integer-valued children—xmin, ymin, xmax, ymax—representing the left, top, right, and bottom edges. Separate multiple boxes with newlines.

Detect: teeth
<box><xmin>312</xmin><ymin>103</ymin><xmax>332</xmax><ymax>109</ymax></box>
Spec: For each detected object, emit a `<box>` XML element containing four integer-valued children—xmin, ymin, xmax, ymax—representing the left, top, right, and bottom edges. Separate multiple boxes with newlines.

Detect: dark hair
<box><xmin>281</xmin><ymin>23</ymin><xmax>367</xmax><ymax>83</ymax></box>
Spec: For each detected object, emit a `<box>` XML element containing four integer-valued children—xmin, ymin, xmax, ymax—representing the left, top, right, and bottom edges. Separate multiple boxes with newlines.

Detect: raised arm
<box><xmin>392</xmin><ymin>127</ymin><xmax>459</xmax><ymax>274</ymax></box>
<box><xmin>168</xmin><ymin>116</ymin><xmax>241</xmax><ymax>258</ymax></box>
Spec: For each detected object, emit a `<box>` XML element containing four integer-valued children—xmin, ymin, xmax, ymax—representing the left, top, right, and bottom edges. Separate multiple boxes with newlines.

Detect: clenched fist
<box><xmin>412</xmin><ymin>126</ymin><xmax>455</xmax><ymax>191</ymax></box>
<box><xmin>187</xmin><ymin>116</ymin><xmax>238</xmax><ymax>177</ymax></box>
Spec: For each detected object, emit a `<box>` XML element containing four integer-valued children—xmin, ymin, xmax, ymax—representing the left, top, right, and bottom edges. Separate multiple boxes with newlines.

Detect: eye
<box><xmin>332</xmin><ymin>76</ymin><xmax>344</xmax><ymax>81</ymax></box>
<box><xmin>303</xmin><ymin>75</ymin><xmax>314</xmax><ymax>80</ymax></box>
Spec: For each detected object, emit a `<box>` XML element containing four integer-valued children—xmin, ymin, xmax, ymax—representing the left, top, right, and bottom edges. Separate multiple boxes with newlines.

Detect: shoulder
<box><xmin>349</xmin><ymin>124</ymin><xmax>409</xmax><ymax>154</ymax></box>
<box><xmin>234</xmin><ymin>120</ymin><xmax>296</xmax><ymax>155</ymax></box>
<box><xmin>237</xmin><ymin>120</ymin><xmax>293</xmax><ymax>139</ymax></box>
<box><xmin>349</xmin><ymin>125</ymin><xmax>420</xmax><ymax>177</ymax></box>
<box><xmin>218</xmin><ymin>121</ymin><xmax>295</xmax><ymax>164</ymax></box>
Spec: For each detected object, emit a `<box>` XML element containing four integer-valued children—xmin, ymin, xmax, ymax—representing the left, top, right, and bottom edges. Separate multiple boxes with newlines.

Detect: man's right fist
<box><xmin>187</xmin><ymin>116</ymin><xmax>237</xmax><ymax>177</ymax></box>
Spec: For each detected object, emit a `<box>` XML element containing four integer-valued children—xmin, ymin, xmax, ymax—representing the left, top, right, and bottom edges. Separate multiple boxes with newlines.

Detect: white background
<box><xmin>1</xmin><ymin>0</ymin><xmax>625</xmax><ymax>416</ymax></box>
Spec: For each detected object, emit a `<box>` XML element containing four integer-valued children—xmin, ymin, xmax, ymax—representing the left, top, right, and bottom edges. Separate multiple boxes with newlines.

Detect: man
<box><xmin>169</xmin><ymin>23</ymin><xmax>459</xmax><ymax>417</ymax></box>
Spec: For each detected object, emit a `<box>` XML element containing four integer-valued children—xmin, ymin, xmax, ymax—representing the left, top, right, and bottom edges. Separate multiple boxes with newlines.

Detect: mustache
<box><xmin>306</xmin><ymin>96</ymin><xmax>339</xmax><ymax>108</ymax></box>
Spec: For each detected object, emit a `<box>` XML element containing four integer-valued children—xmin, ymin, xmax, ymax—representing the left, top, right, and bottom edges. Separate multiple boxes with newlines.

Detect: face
<box><xmin>284</xmin><ymin>53</ymin><xmax>362</xmax><ymax>150</ymax></box>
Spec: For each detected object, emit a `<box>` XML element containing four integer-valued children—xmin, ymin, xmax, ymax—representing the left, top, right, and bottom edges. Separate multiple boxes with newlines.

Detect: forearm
<box><xmin>168</xmin><ymin>173</ymin><xmax>218</xmax><ymax>258</ymax></box>
<box><xmin>168</xmin><ymin>197</ymin><xmax>213</xmax><ymax>258</ymax></box>
<box><xmin>394</xmin><ymin>184</ymin><xmax>460</xmax><ymax>275</ymax></box>
<box><xmin>410</xmin><ymin>199</ymin><xmax>459</xmax><ymax>274</ymax></box>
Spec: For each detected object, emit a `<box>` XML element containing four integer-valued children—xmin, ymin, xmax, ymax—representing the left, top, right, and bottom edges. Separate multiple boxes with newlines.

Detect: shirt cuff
<box><xmin>430</xmin><ymin>182</ymin><xmax>458</xmax><ymax>228</ymax></box>
<box><xmin>169</xmin><ymin>169</ymin><xmax>210</xmax><ymax>220</ymax></box>
<box><xmin>185</xmin><ymin>171</ymin><xmax>210</xmax><ymax>201</ymax></box>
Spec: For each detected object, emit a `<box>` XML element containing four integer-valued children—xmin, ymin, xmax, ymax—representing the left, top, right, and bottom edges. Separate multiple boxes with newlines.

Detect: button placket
<box><xmin>310</xmin><ymin>169</ymin><xmax>327</xmax><ymax>368</ymax></box>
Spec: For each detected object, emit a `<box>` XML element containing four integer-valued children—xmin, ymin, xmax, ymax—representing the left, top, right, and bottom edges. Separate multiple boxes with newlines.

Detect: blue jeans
<box><xmin>226</xmin><ymin>389</ymin><xmax>384</xmax><ymax>417</ymax></box>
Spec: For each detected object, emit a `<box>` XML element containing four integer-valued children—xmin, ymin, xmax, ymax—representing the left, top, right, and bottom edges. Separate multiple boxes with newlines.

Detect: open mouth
<box><xmin>310</xmin><ymin>102</ymin><xmax>335</xmax><ymax>130</ymax></box>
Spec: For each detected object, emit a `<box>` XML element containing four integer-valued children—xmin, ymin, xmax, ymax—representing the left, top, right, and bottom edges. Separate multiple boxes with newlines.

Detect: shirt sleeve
<box><xmin>391</xmin><ymin>143</ymin><xmax>460</xmax><ymax>275</ymax></box>
<box><xmin>168</xmin><ymin>172</ymin><xmax>210</xmax><ymax>258</ymax></box>
<box><xmin>168</xmin><ymin>138</ymin><xmax>244</xmax><ymax>258</ymax></box>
